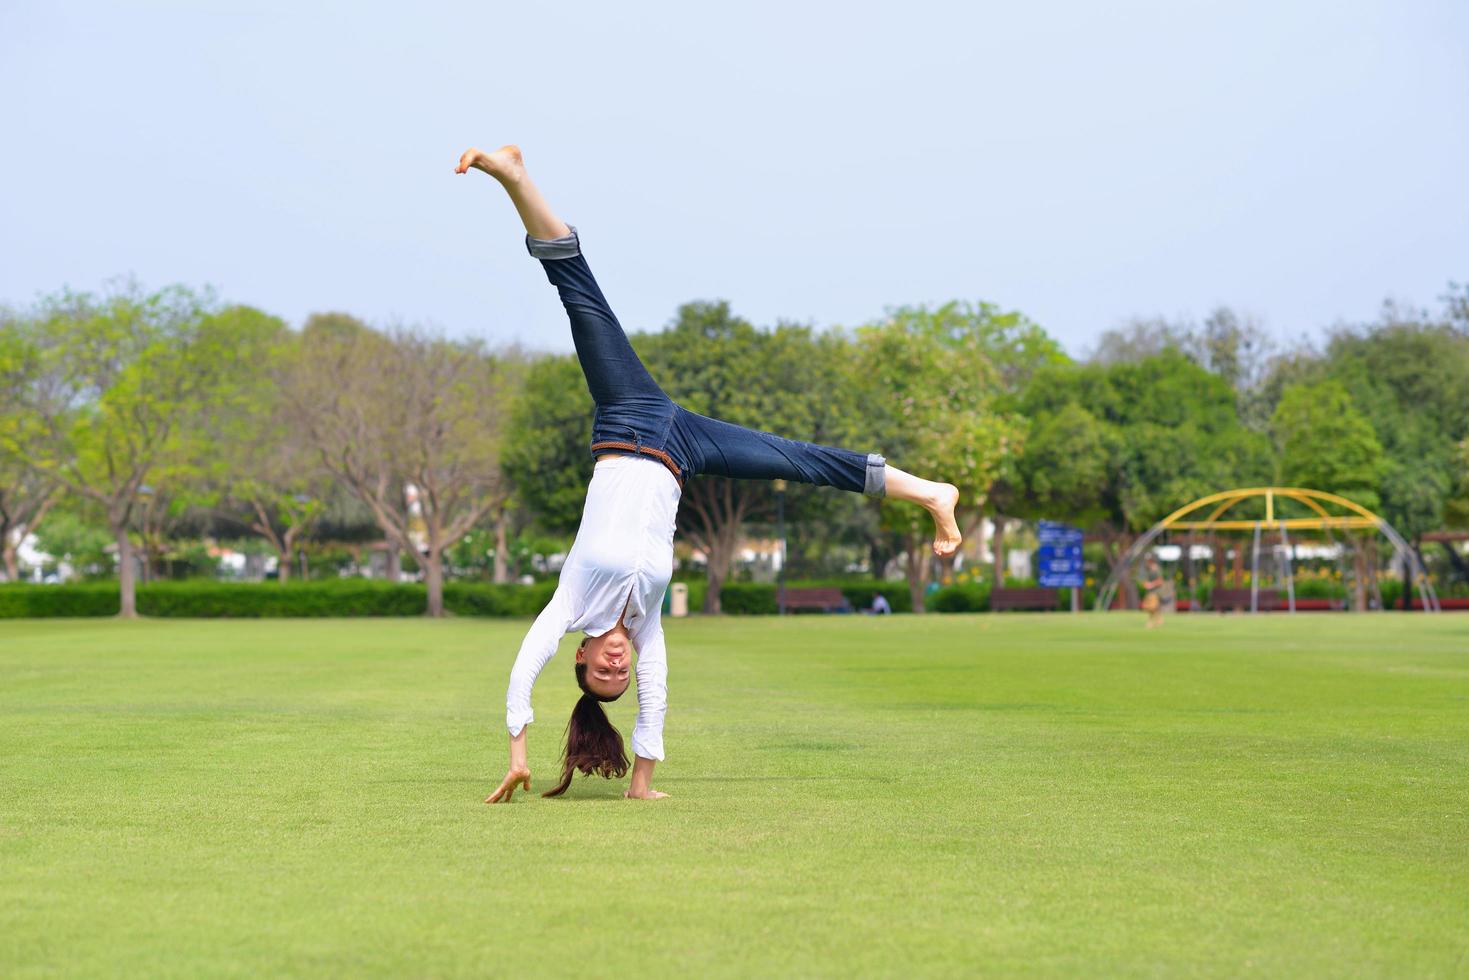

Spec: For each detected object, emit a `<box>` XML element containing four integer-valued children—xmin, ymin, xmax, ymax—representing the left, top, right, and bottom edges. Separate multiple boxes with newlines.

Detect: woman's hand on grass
<box><xmin>486</xmin><ymin>766</ymin><xmax>531</xmax><ymax>804</ymax></box>
<box><xmin>624</xmin><ymin>755</ymin><xmax>666</xmax><ymax>799</ymax></box>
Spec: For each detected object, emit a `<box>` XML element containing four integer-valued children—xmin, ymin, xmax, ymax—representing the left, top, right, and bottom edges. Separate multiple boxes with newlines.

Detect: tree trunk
<box><xmin>277</xmin><ymin>525</ymin><xmax>302</xmax><ymax>584</ymax></box>
<box><xmin>702</xmin><ymin>528</ymin><xmax>740</xmax><ymax>615</ymax></box>
<box><xmin>1351</xmin><ymin>540</ymin><xmax>1367</xmax><ymax>612</ymax></box>
<box><xmin>975</xmin><ymin>517</ymin><xmax>988</xmax><ymax>581</ymax></box>
<box><xmin>424</xmin><ymin>548</ymin><xmax>445</xmax><ymax>617</ymax></box>
<box><xmin>492</xmin><ymin>507</ymin><xmax>510</xmax><ymax>584</ymax></box>
<box><xmin>1</xmin><ymin>536</ymin><xmax>17</xmax><ymax>582</ymax></box>
<box><xmin>115</xmin><ymin>524</ymin><xmax>138</xmax><ymax>618</ymax></box>
<box><xmin>386</xmin><ymin>546</ymin><xmax>402</xmax><ymax>582</ymax></box>
<box><xmin>1363</xmin><ymin>540</ymin><xmax>1374</xmax><ymax>608</ymax></box>
<box><xmin>1401</xmin><ymin>544</ymin><xmax>1416</xmax><ymax>610</ymax></box>
<box><xmin>2</xmin><ymin>490</ymin><xmax>56</xmax><ymax>583</ymax></box>
<box><xmin>1182</xmin><ymin>537</ymin><xmax>1195</xmax><ymax>595</ymax></box>
<box><xmin>904</xmin><ymin>537</ymin><xmax>930</xmax><ymax>613</ymax></box>
<box><xmin>1101</xmin><ymin>531</ymin><xmax>1138</xmax><ymax>610</ymax></box>
<box><xmin>991</xmin><ymin>516</ymin><xmax>1007</xmax><ymax>585</ymax></box>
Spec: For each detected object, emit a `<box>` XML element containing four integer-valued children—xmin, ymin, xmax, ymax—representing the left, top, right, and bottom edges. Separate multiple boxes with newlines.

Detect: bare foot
<box><xmin>624</xmin><ymin>788</ymin><xmax>669</xmax><ymax>800</ymax></box>
<box><xmin>928</xmin><ymin>484</ymin><xmax>962</xmax><ymax>557</ymax></box>
<box><xmin>455</xmin><ymin>144</ymin><xmax>525</xmax><ymax>183</ymax></box>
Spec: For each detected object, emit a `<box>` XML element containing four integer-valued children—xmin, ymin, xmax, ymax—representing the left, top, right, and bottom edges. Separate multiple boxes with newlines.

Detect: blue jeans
<box><xmin>529</xmin><ymin>228</ymin><xmax>885</xmax><ymax>496</ymax></box>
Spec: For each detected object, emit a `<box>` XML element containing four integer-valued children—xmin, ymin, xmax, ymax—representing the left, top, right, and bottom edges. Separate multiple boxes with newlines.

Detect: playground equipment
<box><xmin>1095</xmin><ymin>487</ymin><xmax>1439</xmax><ymax>613</ymax></box>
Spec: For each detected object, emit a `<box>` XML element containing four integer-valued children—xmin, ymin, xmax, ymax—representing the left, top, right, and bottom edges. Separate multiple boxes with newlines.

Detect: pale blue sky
<box><xmin>2</xmin><ymin>1</ymin><xmax>1465</xmax><ymax>355</ymax></box>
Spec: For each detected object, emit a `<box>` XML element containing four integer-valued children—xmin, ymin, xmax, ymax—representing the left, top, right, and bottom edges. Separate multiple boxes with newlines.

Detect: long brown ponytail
<box><xmin>541</xmin><ymin>661</ymin><xmax>630</xmax><ymax>798</ymax></box>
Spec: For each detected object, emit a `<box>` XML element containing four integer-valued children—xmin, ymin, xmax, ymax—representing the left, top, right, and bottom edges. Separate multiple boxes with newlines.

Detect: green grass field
<box><xmin>2</xmin><ymin>614</ymin><xmax>1467</xmax><ymax>977</ymax></box>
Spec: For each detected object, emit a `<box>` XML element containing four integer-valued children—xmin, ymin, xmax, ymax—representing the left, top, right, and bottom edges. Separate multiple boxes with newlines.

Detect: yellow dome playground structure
<box><xmin>1095</xmin><ymin>487</ymin><xmax>1440</xmax><ymax>613</ymax></box>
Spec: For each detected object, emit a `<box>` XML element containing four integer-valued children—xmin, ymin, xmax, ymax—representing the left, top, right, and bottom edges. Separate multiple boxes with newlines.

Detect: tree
<box><xmin>639</xmin><ymin>303</ymin><xmax>861</xmax><ymax>614</ymax></box>
<box><xmin>1087</xmin><ymin>317</ymin><xmax>1194</xmax><ymax>365</ymax></box>
<box><xmin>1015</xmin><ymin>403</ymin><xmax>1113</xmax><ymax>528</ymax></box>
<box><xmin>1090</xmin><ymin>307</ymin><xmax>1276</xmax><ymax>429</ymax></box>
<box><xmin>1270</xmin><ymin>381</ymin><xmax>1384</xmax><ymax>505</ymax></box>
<box><xmin>31</xmin><ymin>504</ymin><xmax>113</xmax><ymax>578</ymax></box>
<box><xmin>199</xmin><ymin>326</ymin><xmax>329</xmax><ymax>582</ymax></box>
<box><xmin>1019</xmin><ymin>351</ymin><xmax>1271</xmax><ymax>606</ymax></box>
<box><xmin>1315</xmin><ymin>310</ymin><xmax>1469</xmax><ymax>541</ymax></box>
<box><xmin>0</xmin><ymin>453</ymin><xmax>58</xmax><ymax>581</ymax></box>
<box><xmin>1446</xmin><ymin>437</ymin><xmax>1469</xmax><ymax>531</ymax></box>
<box><xmin>287</xmin><ymin>320</ymin><xmax>516</xmax><ymax>616</ymax></box>
<box><xmin>0</xmin><ymin>286</ymin><xmax>276</xmax><ymax>615</ymax></box>
<box><xmin>853</xmin><ymin>307</ymin><xmax>1024</xmax><ymax>612</ymax></box>
<box><xmin>501</xmin><ymin>354</ymin><xmax>594</xmax><ymax>537</ymax></box>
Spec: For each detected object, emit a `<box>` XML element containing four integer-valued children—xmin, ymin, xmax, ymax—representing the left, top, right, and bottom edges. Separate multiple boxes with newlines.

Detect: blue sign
<box><xmin>1037</xmin><ymin>520</ymin><xmax>1084</xmax><ymax>588</ymax></box>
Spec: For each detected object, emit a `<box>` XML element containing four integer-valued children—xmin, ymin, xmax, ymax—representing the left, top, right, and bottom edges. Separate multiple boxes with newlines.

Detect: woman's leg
<box><xmin>457</xmin><ymin>145</ymin><xmax>666</xmax><ymax>412</ymax></box>
<box><xmin>675</xmin><ymin>410</ymin><xmax>961</xmax><ymax>556</ymax></box>
<box><xmin>456</xmin><ymin>144</ymin><xmax>569</xmax><ymax>239</ymax></box>
<box><xmin>884</xmin><ymin>465</ymin><xmax>962</xmax><ymax>557</ymax></box>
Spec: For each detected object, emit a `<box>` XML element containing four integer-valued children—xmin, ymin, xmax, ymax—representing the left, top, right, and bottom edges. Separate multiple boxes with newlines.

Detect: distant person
<box><xmin>1140</xmin><ymin>556</ymin><xmax>1165</xmax><ymax>629</ymax></box>
<box><xmin>871</xmin><ymin>592</ymin><xmax>892</xmax><ymax>615</ymax></box>
<box><xmin>461</xmin><ymin>144</ymin><xmax>962</xmax><ymax>802</ymax></box>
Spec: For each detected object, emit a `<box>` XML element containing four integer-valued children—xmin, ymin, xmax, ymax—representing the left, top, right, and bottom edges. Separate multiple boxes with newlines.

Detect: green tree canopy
<box><xmin>1270</xmin><ymin>380</ymin><xmax>1384</xmax><ymax>509</ymax></box>
<box><xmin>501</xmin><ymin>354</ymin><xmax>594</xmax><ymax>537</ymax></box>
<box><xmin>639</xmin><ymin>302</ymin><xmax>861</xmax><ymax>613</ymax></box>
<box><xmin>852</xmin><ymin>306</ymin><xmax>1025</xmax><ymax>610</ymax></box>
<box><xmin>1</xmin><ymin>285</ymin><xmax>279</xmax><ymax>613</ymax></box>
<box><xmin>1018</xmin><ymin>350</ymin><xmax>1271</xmax><ymax>605</ymax></box>
<box><xmin>1315</xmin><ymin>315</ymin><xmax>1469</xmax><ymax>536</ymax></box>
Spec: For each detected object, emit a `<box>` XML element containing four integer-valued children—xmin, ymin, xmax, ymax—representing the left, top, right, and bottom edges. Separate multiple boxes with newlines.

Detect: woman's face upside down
<box><xmin>577</xmin><ymin>628</ymin><xmax>632</xmax><ymax>699</ymax></box>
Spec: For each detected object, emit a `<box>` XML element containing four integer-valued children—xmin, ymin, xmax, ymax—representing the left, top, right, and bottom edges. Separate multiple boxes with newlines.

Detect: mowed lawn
<box><xmin>1</xmin><ymin>614</ymin><xmax>1467</xmax><ymax>978</ymax></box>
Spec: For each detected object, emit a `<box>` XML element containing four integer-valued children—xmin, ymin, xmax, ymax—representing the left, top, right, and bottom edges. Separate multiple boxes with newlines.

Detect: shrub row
<box><xmin>0</xmin><ymin>580</ymin><xmax>559</xmax><ymax>619</ymax></box>
<box><xmin>707</xmin><ymin>580</ymin><xmax>915</xmax><ymax>615</ymax></box>
<box><xmin>0</xmin><ymin>578</ymin><xmax>1093</xmax><ymax>618</ymax></box>
<box><xmin>929</xmin><ymin>581</ymin><xmax>1102</xmax><ymax>612</ymax></box>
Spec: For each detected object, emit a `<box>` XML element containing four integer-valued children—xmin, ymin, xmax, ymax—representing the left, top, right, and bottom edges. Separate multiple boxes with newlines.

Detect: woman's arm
<box><xmin>626</xmin><ymin>756</ymin><xmax>666</xmax><ymax>800</ymax></box>
<box><xmin>486</xmin><ymin>730</ymin><xmax>531</xmax><ymax>803</ymax></box>
<box><xmin>626</xmin><ymin>614</ymin><xmax>670</xmax><ymax>799</ymax></box>
<box><xmin>488</xmin><ymin>588</ymin><xmax>575</xmax><ymax>804</ymax></box>
<box><xmin>505</xmin><ymin>587</ymin><xmax>575</xmax><ymax>737</ymax></box>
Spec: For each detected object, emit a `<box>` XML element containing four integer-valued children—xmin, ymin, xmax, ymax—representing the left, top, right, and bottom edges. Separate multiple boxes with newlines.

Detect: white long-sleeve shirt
<box><xmin>505</xmin><ymin>455</ymin><xmax>680</xmax><ymax>761</ymax></box>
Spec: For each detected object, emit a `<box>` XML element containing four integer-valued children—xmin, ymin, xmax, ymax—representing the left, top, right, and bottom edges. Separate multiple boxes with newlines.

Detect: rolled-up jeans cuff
<box><xmin>525</xmin><ymin>225</ymin><xmax>580</xmax><ymax>260</ymax></box>
<box><xmin>864</xmin><ymin>453</ymin><xmax>887</xmax><ymax>497</ymax></box>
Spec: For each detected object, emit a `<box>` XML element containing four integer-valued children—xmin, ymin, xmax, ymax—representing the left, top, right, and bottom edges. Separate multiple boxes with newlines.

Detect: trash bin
<box><xmin>670</xmin><ymin>582</ymin><xmax>689</xmax><ymax>617</ymax></box>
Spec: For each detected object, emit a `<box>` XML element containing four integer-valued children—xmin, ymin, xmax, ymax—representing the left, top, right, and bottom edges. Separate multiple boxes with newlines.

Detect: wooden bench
<box><xmin>782</xmin><ymin>587</ymin><xmax>853</xmax><ymax>613</ymax></box>
<box><xmin>990</xmin><ymin>587</ymin><xmax>1058</xmax><ymax>612</ymax></box>
<box><xmin>1211</xmin><ymin>588</ymin><xmax>1281</xmax><ymax>612</ymax></box>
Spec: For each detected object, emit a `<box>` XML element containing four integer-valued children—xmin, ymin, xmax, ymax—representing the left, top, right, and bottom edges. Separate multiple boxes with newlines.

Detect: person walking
<box><xmin>1141</xmin><ymin>556</ymin><xmax>1166</xmax><ymax>629</ymax></box>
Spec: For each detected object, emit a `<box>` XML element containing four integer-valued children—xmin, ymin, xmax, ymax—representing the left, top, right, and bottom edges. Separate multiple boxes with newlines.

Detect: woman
<box><xmin>1140</xmin><ymin>556</ymin><xmax>1166</xmax><ymax>629</ymax></box>
<box><xmin>460</xmin><ymin>145</ymin><xmax>961</xmax><ymax>802</ymax></box>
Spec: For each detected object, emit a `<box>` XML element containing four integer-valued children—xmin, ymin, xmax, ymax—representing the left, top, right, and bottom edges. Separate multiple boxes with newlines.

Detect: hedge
<box><xmin>706</xmin><ymin>580</ymin><xmax>915</xmax><ymax>615</ymax></box>
<box><xmin>0</xmin><ymin>582</ymin><xmax>122</xmax><ymax>618</ymax></box>
<box><xmin>1</xmin><ymin>578</ymin><xmax>1076</xmax><ymax>618</ymax></box>
<box><xmin>927</xmin><ymin>580</ymin><xmax>1099</xmax><ymax>612</ymax></box>
<box><xmin>0</xmin><ymin>580</ymin><xmax>558</xmax><ymax>619</ymax></box>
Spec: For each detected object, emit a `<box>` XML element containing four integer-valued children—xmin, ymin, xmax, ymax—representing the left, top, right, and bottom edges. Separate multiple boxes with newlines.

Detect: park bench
<box><xmin>1210</xmin><ymin>588</ymin><xmax>1281</xmax><ymax>612</ymax></box>
<box><xmin>782</xmin><ymin>587</ymin><xmax>853</xmax><ymax>613</ymax></box>
<box><xmin>1411</xmin><ymin>597</ymin><xmax>1469</xmax><ymax>610</ymax></box>
<box><xmin>990</xmin><ymin>587</ymin><xmax>1059</xmax><ymax>612</ymax></box>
